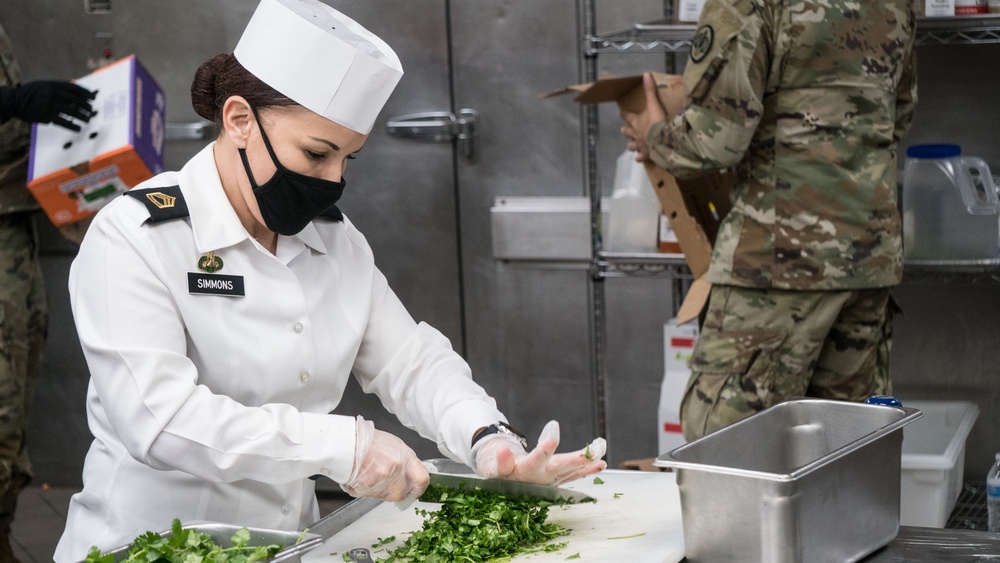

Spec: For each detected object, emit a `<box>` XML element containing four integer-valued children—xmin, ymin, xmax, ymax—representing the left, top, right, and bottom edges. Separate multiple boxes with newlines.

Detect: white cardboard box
<box><xmin>675</xmin><ymin>0</ymin><xmax>707</xmax><ymax>22</ymax></box>
<box><xmin>658</xmin><ymin>369</ymin><xmax>689</xmax><ymax>454</ymax></box>
<box><xmin>899</xmin><ymin>400</ymin><xmax>979</xmax><ymax>527</ymax></box>
<box><xmin>663</xmin><ymin>317</ymin><xmax>698</xmax><ymax>372</ymax></box>
<box><xmin>658</xmin><ymin>318</ymin><xmax>699</xmax><ymax>454</ymax></box>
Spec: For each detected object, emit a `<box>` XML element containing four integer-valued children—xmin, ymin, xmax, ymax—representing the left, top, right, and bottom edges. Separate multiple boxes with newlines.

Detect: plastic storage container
<box><xmin>902</xmin><ymin>144</ymin><xmax>1000</xmax><ymax>261</ymax></box>
<box><xmin>898</xmin><ymin>400</ymin><xmax>980</xmax><ymax>528</ymax></box>
<box><xmin>654</xmin><ymin>398</ymin><xmax>922</xmax><ymax>563</ymax></box>
<box><xmin>605</xmin><ymin>150</ymin><xmax>660</xmax><ymax>252</ymax></box>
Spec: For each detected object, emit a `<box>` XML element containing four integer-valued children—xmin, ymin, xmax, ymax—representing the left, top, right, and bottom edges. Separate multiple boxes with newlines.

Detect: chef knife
<box><xmin>423</xmin><ymin>472</ymin><xmax>596</xmax><ymax>505</ymax></box>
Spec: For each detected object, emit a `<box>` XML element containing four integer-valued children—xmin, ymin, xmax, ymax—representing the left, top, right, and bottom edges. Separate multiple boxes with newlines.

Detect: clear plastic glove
<box><xmin>0</xmin><ymin>81</ymin><xmax>98</xmax><ymax>131</ymax></box>
<box><xmin>342</xmin><ymin>416</ymin><xmax>429</xmax><ymax>502</ymax></box>
<box><xmin>472</xmin><ymin>420</ymin><xmax>607</xmax><ymax>486</ymax></box>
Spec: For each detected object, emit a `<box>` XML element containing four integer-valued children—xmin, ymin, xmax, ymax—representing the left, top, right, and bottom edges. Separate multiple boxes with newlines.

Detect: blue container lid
<box><xmin>906</xmin><ymin>144</ymin><xmax>961</xmax><ymax>159</ymax></box>
<box><xmin>865</xmin><ymin>395</ymin><xmax>903</xmax><ymax>407</ymax></box>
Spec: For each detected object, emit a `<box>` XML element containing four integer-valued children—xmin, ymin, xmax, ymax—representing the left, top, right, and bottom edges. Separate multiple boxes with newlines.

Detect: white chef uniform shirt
<box><xmin>54</xmin><ymin>143</ymin><xmax>503</xmax><ymax>561</ymax></box>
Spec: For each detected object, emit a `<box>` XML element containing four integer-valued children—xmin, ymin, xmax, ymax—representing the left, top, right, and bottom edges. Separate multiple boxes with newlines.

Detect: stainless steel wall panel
<box><xmin>490</xmin><ymin>197</ymin><xmax>608</xmax><ymax>261</ymax></box>
<box><xmin>489</xmin><ymin>267</ymin><xmax>595</xmax><ymax>444</ymax></box>
<box><xmin>449</xmin><ymin>0</ymin><xmax>592</xmax><ymax>448</ymax></box>
<box><xmin>603</xmin><ymin>278</ymin><xmax>676</xmax><ymax>461</ymax></box>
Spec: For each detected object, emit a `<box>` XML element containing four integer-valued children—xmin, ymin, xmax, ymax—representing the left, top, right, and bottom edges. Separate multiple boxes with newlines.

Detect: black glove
<box><xmin>0</xmin><ymin>80</ymin><xmax>98</xmax><ymax>132</ymax></box>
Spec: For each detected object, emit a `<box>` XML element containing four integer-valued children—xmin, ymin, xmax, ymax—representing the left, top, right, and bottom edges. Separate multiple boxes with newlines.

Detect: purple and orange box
<box><xmin>28</xmin><ymin>55</ymin><xmax>165</xmax><ymax>226</ymax></box>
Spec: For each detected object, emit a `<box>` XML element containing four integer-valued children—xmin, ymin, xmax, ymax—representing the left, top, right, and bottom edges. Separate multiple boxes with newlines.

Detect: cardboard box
<box><xmin>659</xmin><ymin>318</ymin><xmax>699</xmax><ymax>454</ymax></box>
<box><xmin>658</xmin><ymin>213</ymin><xmax>682</xmax><ymax>254</ymax></box>
<box><xmin>659</xmin><ymin>369</ymin><xmax>689</xmax><ymax>454</ymax></box>
<box><xmin>924</xmin><ymin>0</ymin><xmax>956</xmax><ymax>16</ymax></box>
<box><xmin>28</xmin><ymin>55</ymin><xmax>165</xmax><ymax>226</ymax></box>
<box><xmin>544</xmin><ymin>73</ymin><xmax>735</xmax><ymax>323</ymax></box>
<box><xmin>674</xmin><ymin>0</ymin><xmax>707</xmax><ymax>22</ymax></box>
<box><xmin>663</xmin><ymin>317</ymin><xmax>698</xmax><ymax>372</ymax></box>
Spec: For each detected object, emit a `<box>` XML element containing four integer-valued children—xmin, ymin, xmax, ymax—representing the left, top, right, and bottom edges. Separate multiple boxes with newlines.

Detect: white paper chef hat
<box><xmin>234</xmin><ymin>0</ymin><xmax>403</xmax><ymax>134</ymax></box>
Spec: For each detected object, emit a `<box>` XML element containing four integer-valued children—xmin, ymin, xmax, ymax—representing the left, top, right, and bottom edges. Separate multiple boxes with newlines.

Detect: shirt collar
<box><xmin>179</xmin><ymin>142</ymin><xmax>328</xmax><ymax>255</ymax></box>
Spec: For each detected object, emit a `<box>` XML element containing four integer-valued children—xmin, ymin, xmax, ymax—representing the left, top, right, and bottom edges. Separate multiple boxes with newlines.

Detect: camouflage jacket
<box><xmin>648</xmin><ymin>0</ymin><xmax>917</xmax><ymax>290</ymax></box>
<box><xmin>0</xmin><ymin>22</ymin><xmax>36</xmax><ymax>215</ymax></box>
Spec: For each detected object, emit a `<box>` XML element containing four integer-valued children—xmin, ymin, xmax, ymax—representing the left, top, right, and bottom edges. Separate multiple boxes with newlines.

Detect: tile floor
<box><xmin>11</xmin><ymin>485</ymin><xmax>74</xmax><ymax>562</ymax></box>
<box><xmin>10</xmin><ymin>485</ymin><xmax>351</xmax><ymax>562</ymax></box>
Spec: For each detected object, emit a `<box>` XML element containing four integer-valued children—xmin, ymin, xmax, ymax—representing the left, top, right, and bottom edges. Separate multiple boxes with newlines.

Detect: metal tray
<box><xmin>655</xmin><ymin>398</ymin><xmax>923</xmax><ymax>563</ymax></box>
<box><xmin>81</xmin><ymin>521</ymin><xmax>323</xmax><ymax>563</ymax></box>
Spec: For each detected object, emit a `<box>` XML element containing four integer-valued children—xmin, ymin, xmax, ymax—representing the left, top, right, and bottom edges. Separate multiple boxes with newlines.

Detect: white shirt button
<box><xmin>293</xmin><ymin>322</ymin><xmax>304</xmax><ymax>333</ymax></box>
<box><xmin>299</xmin><ymin>371</ymin><xmax>311</xmax><ymax>383</ymax></box>
<box><xmin>281</xmin><ymin>504</ymin><xmax>292</xmax><ymax>516</ymax></box>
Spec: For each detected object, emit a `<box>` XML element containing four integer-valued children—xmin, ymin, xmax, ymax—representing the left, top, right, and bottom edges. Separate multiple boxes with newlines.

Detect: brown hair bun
<box><xmin>190</xmin><ymin>54</ymin><xmax>230</xmax><ymax>122</ymax></box>
<box><xmin>190</xmin><ymin>53</ymin><xmax>296</xmax><ymax>128</ymax></box>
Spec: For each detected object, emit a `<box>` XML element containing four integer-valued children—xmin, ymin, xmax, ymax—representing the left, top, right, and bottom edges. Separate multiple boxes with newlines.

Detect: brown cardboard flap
<box><xmin>542</xmin><ymin>73</ymin><xmax>686</xmax><ymax>116</ymax></box>
<box><xmin>574</xmin><ymin>76</ymin><xmax>645</xmax><ymax>105</ymax></box>
<box><xmin>676</xmin><ymin>276</ymin><xmax>712</xmax><ymax>325</ymax></box>
<box><xmin>539</xmin><ymin>83</ymin><xmax>593</xmax><ymax>99</ymax></box>
<box><xmin>646</xmin><ymin>164</ymin><xmax>734</xmax><ymax>278</ymax></box>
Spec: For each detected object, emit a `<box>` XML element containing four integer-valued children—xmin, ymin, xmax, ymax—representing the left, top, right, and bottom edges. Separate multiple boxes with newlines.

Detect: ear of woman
<box><xmin>221</xmin><ymin>96</ymin><xmax>255</xmax><ymax>148</ymax></box>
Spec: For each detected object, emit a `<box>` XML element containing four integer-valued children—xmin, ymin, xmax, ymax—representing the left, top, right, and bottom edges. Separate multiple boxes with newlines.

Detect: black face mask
<box><xmin>238</xmin><ymin>107</ymin><xmax>345</xmax><ymax>236</ymax></box>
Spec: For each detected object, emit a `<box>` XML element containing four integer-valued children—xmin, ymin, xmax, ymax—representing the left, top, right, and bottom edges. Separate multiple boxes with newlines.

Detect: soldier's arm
<box><xmin>647</xmin><ymin>0</ymin><xmax>769</xmax><ymax>180</ymax></box>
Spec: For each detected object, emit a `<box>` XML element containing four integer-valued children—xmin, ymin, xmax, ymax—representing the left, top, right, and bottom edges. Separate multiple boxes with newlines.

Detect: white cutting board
<box><xmin>303</xmin><ymin>470</ymin><xmax>685</xmax><ymax>563</ymax></box>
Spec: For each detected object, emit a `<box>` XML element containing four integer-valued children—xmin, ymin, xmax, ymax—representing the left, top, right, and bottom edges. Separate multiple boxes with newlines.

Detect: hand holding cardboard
<box><xmin>620</xmin><ymin>72</ymin><xmax>667</xmax><ymax>162</ymax></box>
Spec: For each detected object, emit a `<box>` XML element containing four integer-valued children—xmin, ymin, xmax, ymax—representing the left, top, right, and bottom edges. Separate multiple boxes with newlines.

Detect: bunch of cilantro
<box><xmin>381</xmin><ymin>483</ymin><xmax>569</xmax><ymax>562</ymax></box>
<box><xmin>84</xmin><ymin>519</ymin><xmax>284</xmax><ymax>563</ymax></box>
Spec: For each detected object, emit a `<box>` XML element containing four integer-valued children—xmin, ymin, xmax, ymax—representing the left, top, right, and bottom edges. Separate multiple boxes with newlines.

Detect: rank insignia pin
<box><xmin>197</xmin><ymin>251</ymin><xmax>224</xmax><ymax>273</ymax></box>
<box><xmin>145</xmin><ymin>191</ymin><xmax>177</xmax><ymax>209</ymax></box>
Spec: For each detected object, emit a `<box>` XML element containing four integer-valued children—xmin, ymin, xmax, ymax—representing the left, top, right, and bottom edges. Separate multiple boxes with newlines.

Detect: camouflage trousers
<box><xmin>0</xmin><ymin>212</ymin><xmax>46</xmax><ymax>531</ymax></box>
<box><xmin>680</xmin><ymin>284</ymin><xmax>893</xmax><ymax>441</ymax></box>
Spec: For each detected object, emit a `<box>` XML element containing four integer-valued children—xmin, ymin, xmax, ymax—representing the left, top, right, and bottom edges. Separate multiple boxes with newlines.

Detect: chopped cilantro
<box><xmin>85</xmin><ymin>519</ymin><xmax>283</xmax><ymax>562</ymax></box>
<box><xmin>608</xmin><ymin>532</ymin><xmax>647</xmax><ymax>540</ymax></box>
<box><xmin>381</xmin><ymin>482</ymin><xmax>569</xmax><ymax>561</ymax></box>
<box><xmin>592</xmin><ymin>477</ymin><xmax>604</xmax><ymax>485</ymax></box>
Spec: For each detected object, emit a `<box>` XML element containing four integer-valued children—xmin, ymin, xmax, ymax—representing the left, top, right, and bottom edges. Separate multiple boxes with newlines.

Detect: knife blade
<box><xmin>424</xmin><ymin>472</ymin><xmax>596</xmax><ymax>505</ymax></box>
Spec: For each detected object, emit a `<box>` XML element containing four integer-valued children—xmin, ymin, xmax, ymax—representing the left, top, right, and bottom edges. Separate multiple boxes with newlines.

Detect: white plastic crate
<box><xmin>899</xmin><ymin>400</ymin><xmax>979</xmax><ymax>527</ymax></box>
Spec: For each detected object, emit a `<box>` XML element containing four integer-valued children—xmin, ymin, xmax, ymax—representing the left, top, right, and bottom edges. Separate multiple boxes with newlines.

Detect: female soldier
<box><xmin>55</xmin><ymin>0</ymin><xmax>606</xmax><ymax>559</ymax></box>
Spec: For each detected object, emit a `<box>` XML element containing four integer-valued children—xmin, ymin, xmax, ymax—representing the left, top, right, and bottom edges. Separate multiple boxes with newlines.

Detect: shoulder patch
<box><xmin>690</xmin><ymin>25</ymin><xmax>715</xmax><ymax>63</ymax></box>
<box><xmin>124</xmin><ymin>186</ymin><xmax>190</xmax><ymax>224</ymax></box>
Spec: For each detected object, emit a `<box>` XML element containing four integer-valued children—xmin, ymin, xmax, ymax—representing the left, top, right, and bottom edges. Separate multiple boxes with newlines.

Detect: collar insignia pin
<box><xmin>197</xmin><ymin>251</ymin><xmax>224</xmax><ymax>273</ymax></box>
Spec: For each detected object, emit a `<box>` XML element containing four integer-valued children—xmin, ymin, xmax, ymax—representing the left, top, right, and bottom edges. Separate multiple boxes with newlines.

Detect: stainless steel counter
<box><xmin>863</xmin><ymin>527</ymin><xmax>1000</xmax><ymax>562</ymax></box>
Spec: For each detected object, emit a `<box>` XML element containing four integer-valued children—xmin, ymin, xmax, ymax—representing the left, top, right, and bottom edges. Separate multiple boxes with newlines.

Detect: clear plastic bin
<box><xmin>899</xmin><ymin>400</ymin><xmax>980</xmax><ymax>527</ymax></box>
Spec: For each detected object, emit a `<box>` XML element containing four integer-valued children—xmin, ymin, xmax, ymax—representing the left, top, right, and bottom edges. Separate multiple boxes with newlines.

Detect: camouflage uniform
<box><xmin>0</xmin><ymin>22</ymin><xmax>48</xmax><ymax>533</ymax></box>
<box><xmin>645</xmin><ymin>0</ymin><xmax>917</xmax><ymax>439</ymax></box>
